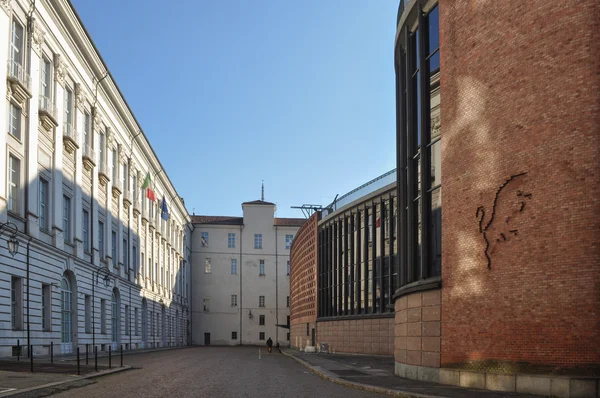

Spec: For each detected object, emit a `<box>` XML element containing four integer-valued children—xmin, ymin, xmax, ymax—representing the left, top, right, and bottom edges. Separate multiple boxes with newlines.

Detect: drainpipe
<box><xmin>275</xmin><ymin>225</ymin><xmax>278</xmax><ymax>343</ymax></box>
<box><xmin>26</xmin><ymin>237</ymin><xmax>32</xmax><ymax>356</ymax></box>
<box><xmin>239</xmin><ymin>225</ymin><xmax>243</xmax><ymax>345</ymax></box>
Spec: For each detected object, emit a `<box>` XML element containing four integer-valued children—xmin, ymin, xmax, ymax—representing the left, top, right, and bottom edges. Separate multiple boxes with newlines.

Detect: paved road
<box><xmin>51</xmin><ymin>347</ymin><xmax>386</xmax><ymax>398</ymax></box>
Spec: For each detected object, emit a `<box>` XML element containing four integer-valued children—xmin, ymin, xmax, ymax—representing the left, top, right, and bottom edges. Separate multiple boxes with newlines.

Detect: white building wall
<box><xmin>191</xmin><ymin>203</ymin><xmax>300</xmax><ymax>346</ymax></box>
<box><xmin>0</xmin><ymin>0</ymin><xmax>192</xmax><ymax>357</ymax></box>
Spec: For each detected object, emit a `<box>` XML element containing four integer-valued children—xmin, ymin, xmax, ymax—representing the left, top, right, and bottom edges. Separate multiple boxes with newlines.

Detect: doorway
<box><xmin>204</xmin><ymin>333</ymin><xmax>210</xmax><ymax>346</ymax></box>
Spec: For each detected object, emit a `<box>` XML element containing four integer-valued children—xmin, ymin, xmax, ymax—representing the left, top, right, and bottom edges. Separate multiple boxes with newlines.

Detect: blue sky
<box><xmin>71</xmin><ymin>0</ymin><xmax>398</xmax><ymax>218</ymax></box>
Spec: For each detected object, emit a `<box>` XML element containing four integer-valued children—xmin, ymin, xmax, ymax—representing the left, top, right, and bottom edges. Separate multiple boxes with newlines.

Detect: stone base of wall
<box><xmin>394</xmin><ymin>289</ymin><xmax>441</xmax><ymax>368</ymax></box>
<box><xmin>317</xmin><ymin>317</ymin><xmax>394</xmax><ymax>355</ymax></box>
<box><xmin>290</xmin><ymin>322</ymin><xmax>316</xmax><ymax>351</ymax></box>
<box><xmin>395</xmin><ymin>363</ymin><xmax>600</xmax><ymax>398</ymax></box>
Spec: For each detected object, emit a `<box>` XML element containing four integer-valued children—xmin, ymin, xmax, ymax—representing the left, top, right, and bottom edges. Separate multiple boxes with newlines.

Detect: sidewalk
<box><xmin>282</xmin><ymin>350</ymin><xmax>544</xmax><ymax>398</ymax></box>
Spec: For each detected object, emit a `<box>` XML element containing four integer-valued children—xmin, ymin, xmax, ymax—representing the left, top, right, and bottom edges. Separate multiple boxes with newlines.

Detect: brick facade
<box><xmin>289</xmin><ymin>212</ymin><xmax>319</xmax><ymax>349</ymax></box>
<box><xmin>318</xmin><ymin>318</ymin><xmax>394</xmax><ymax>356</ymax></box>
<box><xmin>439</xmin><ymin>0</ymin><xmax>600</xmax><ymax>367</ymax></box>
<box><xmin>395</xmin><ymin>290</ymin><xmax>441</xmax><ymax>368</ymax></box>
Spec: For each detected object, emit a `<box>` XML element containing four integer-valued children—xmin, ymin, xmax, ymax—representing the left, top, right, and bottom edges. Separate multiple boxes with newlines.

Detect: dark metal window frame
<box><xmin>395</xmin><ymin>0</ymin><xmax>442</xmax><ymax>293</ymax></box>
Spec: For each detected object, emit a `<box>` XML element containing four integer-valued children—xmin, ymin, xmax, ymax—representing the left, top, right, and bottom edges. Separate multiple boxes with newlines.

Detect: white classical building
<box><xmin>0</xmin><ymin>0</ymin><xmax>192</xmax><ymax>357</ymax></box>
<box><xmin>191</xmin><ymin>200</ymin><xmax>304</xmax><ymax>346</ymax></box>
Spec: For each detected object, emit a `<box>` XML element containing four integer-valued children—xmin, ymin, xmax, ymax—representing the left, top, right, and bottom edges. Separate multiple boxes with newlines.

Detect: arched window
<box><xmin>61</xmin><ymin>276</ymin><xmax>72</xmax><ymax>345</ymax></box>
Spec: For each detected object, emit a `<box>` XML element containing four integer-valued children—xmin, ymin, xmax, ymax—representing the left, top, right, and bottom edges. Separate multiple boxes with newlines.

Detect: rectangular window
<box><xmin>203</xmin><ymin>299</ymin><xmax>210</xmax><ymax>312</ymax></box>
<box><xmin>205</xmin><ymin>258</ymin><xmax>211</xmax><ymax>274</ymax></box>
<box><xmin>112</xmin><ymin>231</ymin><xmax>117</xmax><ymax>263</ymax></box>
<box><xmin>98</xmin><ymin>221</ymin><xmax>105</xmax><ymax>259</ymax></box>
<box><xmin>10</xmin><ymin>18</ymin><xmax>24</xmax><ymax>67</ymax></box>
<box><xmin>101</xmin><ymin>299</ymin><xmax>106</xmax><ymax>334</ymax></box>
<box><xmin>132</xmin><ymin>173</ymin><xmax>137</xmax><ymax>202</ymax></box>
<box><xmin>259</xmin><ymin>332</ymin><xmax>265</xmax><ymax>341</ymax></box>
<box><xmin>231</xmin><ymin>331</ymin><xmax>237</xmax><ymax>340</ymax></box>
<box><xmin>122</xmin><ymin>238</ymin><xmax>128</xmax><ymax>266</ymax></box>
<box><xmin>8</xmin><ymin>103</ymin><xmax>21</xmax><ymax>140</ymax></box>
<box><xmin>259</xmin><ymin>315</ymin><xmax>265</xmax><ymax>325</ymax></box>
<box><xmin>41</xmin><ymin>284</ymin><xmax>51</xmax><ymax>331</ymax></box>
<box><xmin>83</xmin><ymin>112</ymin><xmax>91</xmax><ymax>148</ymax></box>
<box><xmin>112</xmin><ymin>149</ymin><xmax>117</xmax><ymax>182</ymax></box>
<box><xmin>64</xmin><ymin>89</ymin><xmax>73</xmax><ymax>129</ymax></box>
<box><xmin>85</xmin><ymin>295</ymin><xmax>91</xmax><ymax>333</ymax></box>
<box><xmin>228</xmin><ymin>233</ymin><xmax>235</xmax><ymax>248</ymax></box>
<box><xmin>201</xmin><ymin>232</ymin><xmax>208</xmax><ymax>247</ymax></box>
<box><xmin>11</xmin><ymin>277</ymin><xmax>22</xmax><ymax>330</ymax></box>
<box><xmin>8</xmin><ymin>155</ymin><xmax>20</xmax><ymax>213</ymax></box>
<box><xmin>83</xmin><ymin>210</ymin><xmax>90</xmax><ymax>252</ymax></box>
<box><xmin>134</xmin><ymin>307</ymin><xmax>139</xmax><ymax>335</ymax></box>
<box><xmin>287</xmin><ymin>332</ymin><xmax>290</xmax><ymax>341</ymax></box>
<box><xmin>287</xmin><ymin>296</ymin><xmax>290</xmax><ymax>307</ymax></box>
<box><xmin>231</xmin><ymin>294</ymin><xmax>237</xmax><ymax>306</ymax></box>
<box><xmin>287</xmin><ymin>260</ymin><xmax>290</xmax><ymax>276</ymax></box>
<box><xmin>98</xmin><ymin>132</ymin><xmax>105</xmax><ymax>170</ymax></box>
<box><xmin>41</xmin><ymin>58</ymin><xmax>51</xmax><ymax>93</ymax></box>
<box><xmin>254</xmin><ymin>234</ymin><xmax>262</xmax><ymax>249</ymax></box>
<box><xmin>259</xmin><ymin>260</ymin><xmax>265</xmax><ymax>276</ymax></box>
<box><xmin>132</xmin><ymin>245</ymin><xmax>137</xmax><ymax>274</ymax></box>
<box><xmin>63</xmin><ymin>195</ymin><xmax>71</xmax><ymax>242</ymax></box>
<box><xmin>231</xmin><ymin>259</ymin><xmax>237</xmax><ymax>275</ymax></box>
<box><xmin>285</xmin><ymin>235</ymin><xmax>294</xmax><ymax>249</ymax></box>
<box><xmin>259</xmin><ymin>296</ymin><xmax>265</xmax><ymax>307</ymax></box>
<box><xmin>39</xmin><ymin>178</ymin><xmax>49</xmax><ymax>231</ymax></box>
<box><xmin>125</xmin><ymin>305</ymin><xmax>130</xmax><ymax>335</ymax></box>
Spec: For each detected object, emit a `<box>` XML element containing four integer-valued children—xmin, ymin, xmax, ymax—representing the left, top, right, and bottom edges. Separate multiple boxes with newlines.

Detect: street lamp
<box><xmin>0</xmin><ymin>221</ymin><xmax>19</xmax><ymax>257</ymax></box>
<box><xmin>92</xmin><ymin>267</ymin><xmax>112</xmax><ymax>349</ymax></box>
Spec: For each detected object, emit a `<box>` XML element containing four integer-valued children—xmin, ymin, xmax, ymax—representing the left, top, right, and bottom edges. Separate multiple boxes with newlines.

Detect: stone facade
<box><xmin>317</xmin><ymin>318</ymin><xmax>394</xmax><ymax>355</ymax></box>
<box><xmin>394</xmin><ymin>290</ymin><xmax>441</xmax><ymax>368</ymax></box>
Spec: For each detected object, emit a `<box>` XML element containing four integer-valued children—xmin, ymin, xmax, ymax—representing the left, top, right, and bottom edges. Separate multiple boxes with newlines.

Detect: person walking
<box><xmin>266</xmin><ymin>337</ymin><xmax>273</xmax><ymax>354</ymax></box>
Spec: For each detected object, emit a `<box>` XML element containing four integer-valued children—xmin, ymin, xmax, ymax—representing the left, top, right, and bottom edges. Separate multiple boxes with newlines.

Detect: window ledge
<box><xmin>392</xmin><ymin>276</ymin><xmax>441</xmax><ymax>301</ymax></box>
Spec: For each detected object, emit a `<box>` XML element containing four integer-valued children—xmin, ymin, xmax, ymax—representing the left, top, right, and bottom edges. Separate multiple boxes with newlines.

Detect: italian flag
<box><xmin>141</xmin><ymin>172</ymin><xmax>156</xmax><ymax>202</ymax></box>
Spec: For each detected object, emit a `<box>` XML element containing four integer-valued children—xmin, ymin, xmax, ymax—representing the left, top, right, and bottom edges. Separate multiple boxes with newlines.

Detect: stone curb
<box><xmin>281</xmin><ymin>351</ymin><xmax>441</xmax><ymax>398</ymax></box>
<box><xmin>0</xmin><ymin>365</ymin><xmax>133</xmax><ymax>397</ymax></box>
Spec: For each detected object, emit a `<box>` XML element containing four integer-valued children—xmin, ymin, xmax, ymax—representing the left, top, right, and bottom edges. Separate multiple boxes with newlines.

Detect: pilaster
<box><xmin>0</xmin><ymin>4</ymin><xmax>11</xmax><ymax>223</ymax></box>
<box><xmin>52</xmin><ymin>78</ymin><xmax>65</xmax><ymax>250</ymax></box>
<box><xmin>26</xmin><ymin>32</ymin><xmax>41</xmax><ymax>238</ymax></box>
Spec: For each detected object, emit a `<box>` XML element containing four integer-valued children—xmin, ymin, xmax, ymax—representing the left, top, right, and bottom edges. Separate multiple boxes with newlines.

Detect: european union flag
<box><xmin>161</xmin><ymin>195</ymin><xmax>170</xmax><ymax>220</ymax></box>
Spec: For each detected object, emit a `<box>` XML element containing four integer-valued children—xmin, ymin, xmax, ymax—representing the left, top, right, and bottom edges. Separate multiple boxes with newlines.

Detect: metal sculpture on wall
<box><xmin>476</xmin><ymin>172</ymin><xmax>533</xmax><ymax>269</ymax></box>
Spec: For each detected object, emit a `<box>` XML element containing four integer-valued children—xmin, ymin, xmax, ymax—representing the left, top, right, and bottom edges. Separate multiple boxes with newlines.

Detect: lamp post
<box><xmin>92</xmin><ymin>267</ymin><xmax>111</xmax><ymax>349</ymax></box>
<box><xmin>0</xmin><ymin>221</ymin><xmax>19</xmax><ymax>257</ymax></box>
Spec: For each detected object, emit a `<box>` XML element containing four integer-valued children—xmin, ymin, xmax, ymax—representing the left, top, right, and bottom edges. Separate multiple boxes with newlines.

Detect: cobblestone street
<box><xmin>50</xmin><ymin>347</ymin><xmax>385</xmax><ymax>398</ymax></box>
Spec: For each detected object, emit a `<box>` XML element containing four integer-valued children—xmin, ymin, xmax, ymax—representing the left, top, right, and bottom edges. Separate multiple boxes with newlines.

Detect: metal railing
<box><xmin>39</xmin><ymin>95</ymin><xmax>57</xmax><ymax>119</ymax></box>
<box><xmin>323</xmin><ymin>169</ymin><xmax>396</xmax><ymax>216</ymax></box>
<box><xmin>83</xmin><ymin>143</ymin><xmax>95</xmax><ymax>162</ymax></box>
<box><xmin>62</xmin><ymin>122</ymin><xmax>78</xmax><ymax>145</ymax></box>
<box><xmin>7</xmin><ymin>60</ymin><xmax>31</xmax><ymax>90</ymax></box>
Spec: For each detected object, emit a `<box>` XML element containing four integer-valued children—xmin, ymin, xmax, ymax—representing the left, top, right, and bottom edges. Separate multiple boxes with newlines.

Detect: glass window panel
<box><xmin>428</xmin><ymin>6</ymin><xmax>440</xmax><ymax>71</ymax></box>
<box><xmin>430</xmin><ymin>186</ymin><xmax>442</xmax><ymax>277</ymax></box>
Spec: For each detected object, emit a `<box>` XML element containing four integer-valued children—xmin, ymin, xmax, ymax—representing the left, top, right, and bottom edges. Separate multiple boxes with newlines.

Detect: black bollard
<box><xmin>85</xmin><ymin>344</ymin><xmax>89</xmax><ymax>365</ymax></box>
<box><xmin>50</xmin><ymin>341</ymin><xmax>53</xmax><ymax>364</ymax></box>
<box><xmin>120</xmin><ymin>345</ymin><xmax>123</xmax><ymax>367</ymax></box>
<box><xmin>17</xmin><ymin>339</ymin><xmax>20</xmax><ymax>361</ymax></box>
<box><xmin>30</xmin><ymin>345</ymin><xmax>33</xmax><ymax>373</ymax></box>
<box><xmin>77</xmin><ymin>347</ymin><xmax>80</xmax><ymax>375</ymax></box>
<box><xmin>109</xmin><ymin>346</ymin><xmax>112</xmax><ymax>369</ymax></box>
<box><xmin>94</xmin><ymin>346</ymin><xmax>98</xmax><ymax>372</ymax></box>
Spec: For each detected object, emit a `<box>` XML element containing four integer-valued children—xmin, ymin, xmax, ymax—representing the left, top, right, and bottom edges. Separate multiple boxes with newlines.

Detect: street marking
<box><xmin>258</xmin><ymin>348</ymin><xmax>261</xmax><ymax>360</ymax></box>
<box><xmin>0</xmin><ymin>387</ymin><xmax>17</xmax><ymax>393</ymax></box>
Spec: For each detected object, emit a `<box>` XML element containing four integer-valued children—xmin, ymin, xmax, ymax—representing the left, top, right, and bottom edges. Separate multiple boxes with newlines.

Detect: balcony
<box><xmin>98</xmin><ymin>161</ymin><xmax>110</xmax><ymax>186</ymax></box>
<box><xmin>141</xmin><ymin>207</ymin><xmax>149</xmax><ymax>225</ymax></box>
<box><xmin>133</xmin><ymin>198</ymin><xmax>141</xmax><ymax>218</ymax></box>
<box><xmin>82</xmin><ymin>144</ymin><xmax>96</xmax><ymax>171</ymax></box>
<box><xmin>62</xmin><ymin>123</ymin><xmax>79</xmax><ymax>154</ymax></box>
<box><xmin>123</xmin><ymin>189</ymin><xmax>132</xmax><ymax>208</ymax></box>
<box><xmin>6</xmin><ymin>60</ymin><xmax>31</xmax><ymax>104</ymax></box>
<box><xmin>39</xmin><ymin>96</ymin><xmax>58</xmax><ymax>131</ymax></box>
<box><xmin>112</xmin><ymin>180</ymin><xmax>122</xmax><ymax>199</ymax></box>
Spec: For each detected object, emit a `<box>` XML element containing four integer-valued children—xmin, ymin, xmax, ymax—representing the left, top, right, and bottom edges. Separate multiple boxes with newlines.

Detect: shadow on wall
<box><xmin>0</xmin><ymin>166</ymin><xmax>190</xmax><ymax>358</ymax></box>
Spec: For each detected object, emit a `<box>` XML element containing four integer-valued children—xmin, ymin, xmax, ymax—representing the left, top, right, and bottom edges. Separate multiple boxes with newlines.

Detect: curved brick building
<box><xmin>291</xmin><ymin>0</ymin><xmax>599</xmax><ymax>395</ymax></box>
<box><xmin>392</xmin><ymin>0</ymin><xmax>600</xmax><ymax>393</ymax></box>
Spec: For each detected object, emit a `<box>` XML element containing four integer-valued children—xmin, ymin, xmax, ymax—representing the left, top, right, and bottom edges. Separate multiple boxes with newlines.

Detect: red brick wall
<box><xmin>318</xmin><ymin>318</ymin><xmax>394</xmax><ymax>355</ymax></box>
<box><xmin>290</xmin><ymin>212</ymin><xmax>319</xmax><ymax>347</ymax></box>
<box><xmin>395</xmin><ymin>290</ymin><xmax>441</xmax><ymax>368</ymax></box>
<box><xmin>440</xmin><ymin>0</ymin><xmax>600</xmax><ymax>366</ymax></box>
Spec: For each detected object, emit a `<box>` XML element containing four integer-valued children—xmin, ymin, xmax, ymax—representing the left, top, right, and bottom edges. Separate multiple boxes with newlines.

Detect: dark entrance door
<box><xmin>204</xmin><ymin>333</ymin><xmax>211</xmax><ymax>345</ymax></box>
<box><xmin>311</xmin><ymin>328</ymin><xmax>316</xmax><ymax>346</ymax></box>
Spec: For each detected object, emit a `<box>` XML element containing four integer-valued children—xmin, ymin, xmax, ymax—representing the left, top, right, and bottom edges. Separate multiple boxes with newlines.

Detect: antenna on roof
<box><xmin>261</xmin><ymin>180</ymin><xmax>264</xmax><ymax>201</ymax></box>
